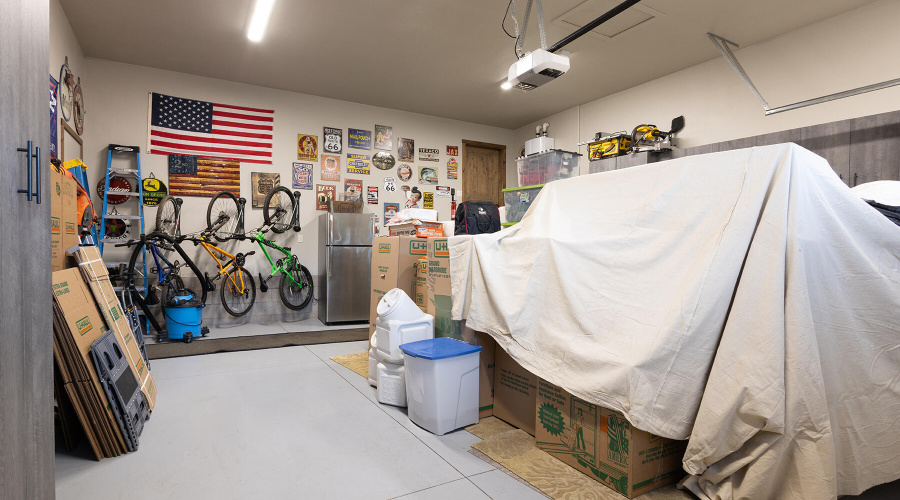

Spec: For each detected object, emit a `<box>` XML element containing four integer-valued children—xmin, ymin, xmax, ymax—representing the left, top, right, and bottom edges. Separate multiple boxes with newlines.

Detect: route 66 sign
<box><xmin>383</xmin><ymin>177</ymin><xmax>397</xmax><ymax>193</ymax></box>
<box><xmin>323</xmin><ymin>127</ymin><xmax>342</xmax><ymax>154</ymax></box>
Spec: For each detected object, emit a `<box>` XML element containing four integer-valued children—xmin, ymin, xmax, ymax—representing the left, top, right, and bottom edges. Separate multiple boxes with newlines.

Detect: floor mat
<box><xmin>146</xmin><ymin>328</ymin><xmax>369</xmax><ymax>359</ymax></box>
<box><xmin>468</xmin><ymin>417</ymin><xmax>690</xmax><ymax>500</ymax></box>
<box><xmin>330</xmin><ymin>352</ymin><xmax>369</xmax><ymax>378</ymax></box>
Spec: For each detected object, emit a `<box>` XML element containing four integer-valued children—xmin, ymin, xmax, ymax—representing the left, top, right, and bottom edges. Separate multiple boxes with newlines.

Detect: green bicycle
<box><xmin>251</xmin><ymin>225</ymin><xmax>314</xmax><ymax>310</ymax></box>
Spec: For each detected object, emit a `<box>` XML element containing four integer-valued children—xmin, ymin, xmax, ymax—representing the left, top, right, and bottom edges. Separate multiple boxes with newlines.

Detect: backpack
<box><xmin>454</xmin><ymin>201</ymin><xmax>501</xmax><ymax>235</ymax></box>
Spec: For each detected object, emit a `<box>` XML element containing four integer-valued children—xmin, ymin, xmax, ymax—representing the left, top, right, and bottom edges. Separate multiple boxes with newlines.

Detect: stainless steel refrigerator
<box><xmin>318</xmin><ymin>212</ymin><xmax>374</xmax><ymax>324</ymax></box>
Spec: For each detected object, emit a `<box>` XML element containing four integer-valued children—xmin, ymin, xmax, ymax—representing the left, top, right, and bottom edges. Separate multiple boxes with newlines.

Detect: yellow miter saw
<box><xmin>630</xmin><ymin>116</ymin><xmax>685</xmax><ymax>153</ymax></box>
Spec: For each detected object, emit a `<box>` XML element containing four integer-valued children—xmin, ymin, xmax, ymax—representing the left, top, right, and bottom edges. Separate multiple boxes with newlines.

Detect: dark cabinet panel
<box><xmin>798</xmin><ymin>120</ymin><xmax>851</xmax><ymax>185</ymax></box>
<box><xmin>0</xmin><ymin>0</ymin><xmax>52</xmax><ymax>498</ymax></box>
<box><xmin>849</xmin><ymin>110</ymin><xmax>900</xmax><ymax>186</ymax></box>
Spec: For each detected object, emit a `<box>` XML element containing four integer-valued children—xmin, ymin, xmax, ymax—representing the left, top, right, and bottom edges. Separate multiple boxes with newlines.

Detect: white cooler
<box><xmin>400</xmin><ymin>337</ymin><xmax>482</xmax><ymax>435</ymax></box>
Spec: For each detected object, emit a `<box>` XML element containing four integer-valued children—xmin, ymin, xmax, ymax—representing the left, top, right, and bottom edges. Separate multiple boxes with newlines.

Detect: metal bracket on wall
<box><xmin>707</xmin><ymin>32</ymin><xmax>900</xmax><ymax>116</ymax></box>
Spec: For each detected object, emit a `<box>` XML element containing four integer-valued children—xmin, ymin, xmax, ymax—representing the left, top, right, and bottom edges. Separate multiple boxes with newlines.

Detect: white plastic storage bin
<box><xmin>376</xmin><ymin>362</ymin><xmax>407</xmax><ymax>407</ymax></box>
<box><xmin>400</xmin><ymin>337</ymin><xmax>482</xmax><ymax>435</ymax></box>
<box><xmin>375</xmin><ymin>289</ymin><xmax>434</xmax><ymax>363</ymax></box>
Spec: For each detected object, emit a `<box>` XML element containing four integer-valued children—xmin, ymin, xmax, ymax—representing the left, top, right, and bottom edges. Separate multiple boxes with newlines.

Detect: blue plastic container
<box><xmin>163</xmin><ymin>292</ymin><xmax>204</xmax><ymax>341</ymax></box>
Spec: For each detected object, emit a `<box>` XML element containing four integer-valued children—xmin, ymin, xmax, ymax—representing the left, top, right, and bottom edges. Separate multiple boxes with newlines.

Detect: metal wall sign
<box><xmin>298</xmin><ymin>134</ymin><xmax>318</xmax><ymax>161</ymax></box>
<box><xmin>348</xmin><ymin>128</ymin><xmax>372</xmax><ymax>150</ymax></box>
<box><xmin>397</xmin><ymin>164</ymin><xmax>412</xmax><ymax>181</ymax></box>
<box><xmin>383</xmin><ymin>177</ymin><xmax>397</xmax><ymax>193</ymax></box>
<box><xmin>398</xmin><ymin>138</ymin><xmax>415</xmax><ymax>161</ymax></box>
<box><xmin>419</xmin><ymin>167</ymin><xmax>438</xmax><ymax>184</ymax></box>
<box><xmin>374</xmin><ymin>125</ymin><xmax>393</xmax><ymax>150</ymax></box>
<box><xmin>447</xmin><ymin>158</ymin><xmax>458</xmax><ymax>179</ymax></box>
<box><xmin>423</xmin><ymin>192</ymin><xmax>434</xmax><ymax>209</ymax></box>
<box><xmin>347</xmin><ymin>153</ymin><xmax>371</xmax><ymax>174</ymax></box>
<box><xmin>323</xmin><ymin>127</ymin><xmax>342</xmax><ymax>153</ymax></box>
<box><xmin>292</xmin><ymin>162</ymin><xmax>313</xmax><ymax>190</ymax></box>
<box><xmin>141</xmin><ymin>174</ymin><xmax>168</xmax><ymax>207</ymax></box>
<box><xmin>419</xmin><ymin>148</ymin><xmax>439</xmax><ymax>162</ymax></box>
<box><xmin>367</xmin><ymin>186</ymin><xmax>379</xmax><ymax>204</ymax></box>
<box><xmin>321</xmin><ymin>155</ymin><xmax>341</xmax><ymax>181</ymax></box>
<box><xmin>436</xmin><ymin>185</ymin><xmax>450</xmax><ymax>197</ymax></box>
<box><xmin>372</xmin><ymin>151</ymin><xmax>396</xmax><ymax>170</ymax></box>
<box><xmin>446</xmin><ymin>145</ymin><xmax>458</xmax><ymax>156</ymax></box>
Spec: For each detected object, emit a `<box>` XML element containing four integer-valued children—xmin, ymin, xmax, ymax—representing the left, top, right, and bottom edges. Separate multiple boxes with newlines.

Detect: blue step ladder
<box><xmin>99</xmin><ymin>144</ymin><xmax>150</xmax><ymax>339</ymax></box>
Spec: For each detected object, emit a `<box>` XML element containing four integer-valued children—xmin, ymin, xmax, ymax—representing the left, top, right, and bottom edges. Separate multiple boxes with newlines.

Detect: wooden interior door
<box><xmin>0</xmin><ymin>0</ymin><xmax>53</xmax><ymax>497</ymax></box>
<box><xmin>462</xmin><ymin>141</ymin><xmax>506</xmax><ymax>206</ymax></box>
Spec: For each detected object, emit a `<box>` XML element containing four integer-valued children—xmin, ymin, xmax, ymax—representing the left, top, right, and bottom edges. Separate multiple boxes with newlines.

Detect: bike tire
<box><xmin>162</xmin><ymin>273</ymin><xmax>185</xmax><ymax>304</ymax></box>
<box><xmin>279</xmin><ymin>263</ymin><xmax>313</xmax><ymax>310</ymax></box>
<box><xmin>220</xmin><ymin>267</ymin><xmax>256</xmax><ymax>317</ymax></box>
<box><xmin>263</xmin><ymin>186</ymin><xmax>295</xmax><ymax>234</ymax></box>
<box><xmin>206</xmin><ymin>191</ymin><xmax>240</xmax><ymax>242</ymax></box>
<box><xmin>155</xmin><ymin>195</ymin><xmax>180</xmax><ymax>239</ymax></box>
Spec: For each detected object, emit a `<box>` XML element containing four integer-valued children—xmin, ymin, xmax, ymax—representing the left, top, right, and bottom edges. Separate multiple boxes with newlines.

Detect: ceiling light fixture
<box><xmin>247</xmin><ymin>0</ymin><xmax>275</xmax><ymax>42</ymax></box>
<box><xmin>500</xmin><ymin>81</ymin><xmax>513</xmax><ymax>90</ymax></box>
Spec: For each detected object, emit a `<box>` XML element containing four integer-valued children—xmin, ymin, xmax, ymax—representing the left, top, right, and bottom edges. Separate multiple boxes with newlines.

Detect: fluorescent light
<box><xmin>247</xmin><ymin>0</ymin><xmax>275</xmax><ymax>42</ymax></box>
<box><xmin>500</xmin><ymin>81</ymin><xmax>513</xmax><ymax>90</ymax></box>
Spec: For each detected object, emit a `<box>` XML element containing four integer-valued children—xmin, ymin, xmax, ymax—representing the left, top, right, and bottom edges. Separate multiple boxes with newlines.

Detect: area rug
<box><xmin>330</xmin><ymin>352</ymin><xmax>369</xmax><ymax>378</ymax></box>
<box><xmin>468</xmin><ymin>417</ymin><xmax>689</xmax><ymax>500</ymax></box>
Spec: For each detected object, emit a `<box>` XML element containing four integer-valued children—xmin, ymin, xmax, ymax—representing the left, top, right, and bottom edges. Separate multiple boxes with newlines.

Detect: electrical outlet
<box><xmin>297</xmin><ymin>234</ymin><xmax>303</xmax><ymax>243</ymax></box>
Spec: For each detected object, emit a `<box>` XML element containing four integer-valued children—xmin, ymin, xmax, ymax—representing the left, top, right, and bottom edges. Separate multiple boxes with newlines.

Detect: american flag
<box><xmin>148</xmin><ymin>92</ymin><xmax>274</xmax><ymax>164</ymax></box>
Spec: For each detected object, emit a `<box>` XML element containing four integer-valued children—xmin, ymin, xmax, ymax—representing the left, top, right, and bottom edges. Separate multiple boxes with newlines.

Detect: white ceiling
<box><xmin>59</xmin><ymin>0</ymin><xmax>876</xmax><ymax>129</ymax></box>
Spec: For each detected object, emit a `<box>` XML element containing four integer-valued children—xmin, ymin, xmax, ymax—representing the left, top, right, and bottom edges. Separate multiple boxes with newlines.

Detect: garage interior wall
<box><xmin>50</xmin><ymin>0</ymin><xmax>86</xmax><ymax>158</ymax></box>
<box><xmin>513</xmin><ymin>0</ymin><xmax>900</xmax><ymax>178</ymax></box>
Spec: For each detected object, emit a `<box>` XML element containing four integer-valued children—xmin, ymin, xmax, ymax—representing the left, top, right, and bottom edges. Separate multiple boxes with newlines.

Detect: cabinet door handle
<box><xmin>16</xmin><ymin>141</ymin><xmax>33</xmax><ymax>202</ymax></box>
<box><xmin>853</xmin><ymin>173</ymin><xmax>858</xmax><ymax>187</ymax></box>
<box><xmin>32</xmin><ymin>147</ymin><xmax>41</xmax><ymax>204</ymax></box>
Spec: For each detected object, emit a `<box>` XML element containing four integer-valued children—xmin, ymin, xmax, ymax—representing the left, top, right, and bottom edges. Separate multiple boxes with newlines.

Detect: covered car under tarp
<box><xmin>450</xmin><ymin>143</ymin><xmax>900</xmax><ymax>499</ymax></box>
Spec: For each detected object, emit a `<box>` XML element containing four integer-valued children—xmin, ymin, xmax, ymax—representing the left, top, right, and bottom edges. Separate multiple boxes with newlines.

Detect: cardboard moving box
<box><xmin>493</xmin><ymin>347</ymin><xmax>538</xmax><ymax>435</ymax></box>
<box><xmin>426</xmin><ymin>237</ymin><xmax>466</xmax><ymax>339</ymax></box>
<box><xmin>535</xmin><ymin>379</ymin><xmax>687</xmax><ymax>498</ymax></box>
<box><xmin>414</xmin><ymin>257</ymin><xmax>428</xmax><ymax>312</ymax></box>
<box><xmin>51</xmin><ymin>169</ymin><xmax>78</xmax><ymax>271</ymax></box>
<box><xmin>53</xmin><ymin>268</ymin><xmax>127</xmax><ymax>459</ymax></box>
<box><xmin>474</xmin><ymin>332</ymin><xmax>496</xmax><ymax>417</ymax></box>
<box><xmin>71</xmin><ymin>246</ymin><xmax>157</xmax><ymax>410</ymax></box>
<box><xmin>369</xmin><ymin>236</ymin><xmax>428</xmax><ymax>337</ymax></box>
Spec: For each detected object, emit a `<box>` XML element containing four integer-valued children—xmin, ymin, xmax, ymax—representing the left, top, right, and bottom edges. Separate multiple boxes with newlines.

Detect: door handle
<box><xmin>32</xmin><ymin>146</ymin><xmax>41</xmax><ymax>204</ymax></box>
<box><xmin>328</xmin><ymin>250</ymin><xmax>332</xmax><ymax>279</ymax></box>
<box><xmin>16</xmin><ymin>141</ymin><xmax>33</xmax><ymax>202</ymax></box>
<box><xmin>853</xmin><ymin>173</ymin><xmax>858</xmax><ymax>187</ymax></box>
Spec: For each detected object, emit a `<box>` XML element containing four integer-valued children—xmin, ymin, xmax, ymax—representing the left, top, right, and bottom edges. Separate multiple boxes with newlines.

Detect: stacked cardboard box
<box><xmin>473</xmin><ymin>332</ymin><xmax>496</xmax><ymax>418</ymax></box>
<box><xmin>70</xmin><ymin>246</ymin><xmax>157</xmax><ymax>409</ymax></box>
<box><xmin>426</xmin><ymin>237</ymin><xmax>466</xmax><ymax>339</ymax></box>
<box><xmin>493</xmin><ymin>347</ymin><xmax>538</xmax><ymax>435</ymax></box>
<box><xmin>413</xmin><ymin>257</ymin><xmax>428</xmax><ymax>312</ymax></box>
<box><xmin>51</xmin><ymin>169</ymin><xmax>78</xmax><ymax>271</ymax></box>
<box><xmin>52</xmin><ymin>247</ymin><xmax>157</xmax><ymax>460</ymax></box>
<box><xmin>52</xmin><ymin>268</ymin><xmax>128</xmax><ymax>459</ymax></box>
<box><xmin>535</xmin><ymin>379</ymin><xmax>687</xmax><ymax>498</ymax></box>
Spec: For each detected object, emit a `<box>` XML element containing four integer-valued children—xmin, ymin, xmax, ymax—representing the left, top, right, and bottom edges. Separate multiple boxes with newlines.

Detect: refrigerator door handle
<box><xmin>328</xmin><ymin>249</ymin><xmax>333</xmax><ymax>279</ymax></box>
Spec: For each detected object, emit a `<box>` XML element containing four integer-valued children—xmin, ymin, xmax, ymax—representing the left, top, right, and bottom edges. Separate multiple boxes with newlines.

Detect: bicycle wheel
<box><xmin>155</xmin><ymin>195</ymin><xmax>180</xmax><ymax>239</ymax></box>
<box><xmin>160</xmin><ymin>273</ymin><xmax>185</xmax><ymax>304</ymax></box>
<box><xmin>206</xmin><ymin>191</ymin><xmax>240</xmax><ymax>242</ymax></box>
<box><xmin>279</xmin><ymin>263</ymin><xmax>313</xmax><ymax>310</ymax></box>
<box><xmin>220</xmin><ymin>266</ymin><xmax>256</xmax><ymax>317</ymax></box>
<box><xmin>263</xmin><ymin>186</ymin><xmax>295</xmax><ymax>234</ymax></box>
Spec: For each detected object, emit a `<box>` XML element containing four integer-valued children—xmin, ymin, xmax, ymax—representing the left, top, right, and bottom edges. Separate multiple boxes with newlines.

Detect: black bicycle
<box><xmin>206</xmin><ymin>191</ymin><xmax>248</xmax><ymax>241</ymax></box>
<box><xmin>262</xmin><ymin>187</ymin><xmax>302</xmax><ymax>233</ymax></box>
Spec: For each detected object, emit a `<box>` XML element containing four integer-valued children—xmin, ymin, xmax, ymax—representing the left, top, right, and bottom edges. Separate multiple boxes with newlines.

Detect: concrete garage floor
<box><xmin>54</xmin><ymin>341</ymin><xmax>546</xmax><ymax>500</ymax></box>
<box><xmin>55</xmin><ymin>340</ymin><xmax>900</xmax><ymax>500</ymax></box>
